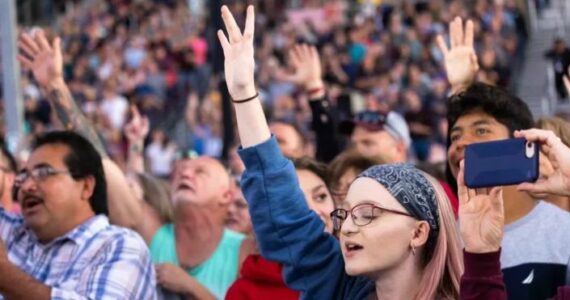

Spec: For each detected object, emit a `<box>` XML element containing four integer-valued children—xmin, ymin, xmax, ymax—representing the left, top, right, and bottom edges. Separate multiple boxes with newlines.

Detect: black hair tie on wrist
<box><xmin>232</xmin><ymin>92</ymin><xmax>259</xmax><ymax>104</ymax></box>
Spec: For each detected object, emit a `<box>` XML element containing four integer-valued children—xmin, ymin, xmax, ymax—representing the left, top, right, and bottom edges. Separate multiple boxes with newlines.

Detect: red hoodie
<box><xmin>226</xmin><ymin>255</ymin><xmax>299</xmax><ymax>300</ymax></box>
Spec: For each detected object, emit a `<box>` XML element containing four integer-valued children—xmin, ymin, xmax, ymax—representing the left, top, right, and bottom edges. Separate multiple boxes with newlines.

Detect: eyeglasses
<box><xmin>330</xmin><ymin>203</ymin><xmax>413</xmax><ymax>231</ymax></box>
<box><xmin>14</xmin><ymin>166</ymin><xmax>72</xmax><ymax>189</ymax></box>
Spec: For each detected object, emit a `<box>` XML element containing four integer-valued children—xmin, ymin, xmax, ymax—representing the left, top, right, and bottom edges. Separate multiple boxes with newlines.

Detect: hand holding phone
<box><xmin>464</xmin><ymin>138</ymin><xmax>539</xmax><ymax>188</ymax></box>
<box><xmin>515</xmin><ymin>129</ymin><xmax>570</xmax><ymax>196</ymax></box>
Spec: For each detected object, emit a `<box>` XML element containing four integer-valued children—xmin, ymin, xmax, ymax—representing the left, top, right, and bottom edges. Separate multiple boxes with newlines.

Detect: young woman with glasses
<box><xmin>217</xmin><ymin>5</ymin><xmax>463</xmax><ymax>299</ymax></box>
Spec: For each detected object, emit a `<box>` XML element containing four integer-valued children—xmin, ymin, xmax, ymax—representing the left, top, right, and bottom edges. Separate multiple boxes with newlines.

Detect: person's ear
<box><xmin>410</xmin><ymin>220</ymin><xmax>430</xmax><ymax>249</ymax></box>
<box><xmin>396</xmin><ymin>140</ymin><xmax>407</xmax><ymax>160</ymax></box>
<box><xmin>80</xmin><ymin>175</ymin><xmax>96</xmax><ymax>202</ymax></box>
<box><xmin>4</xmin><ymin>172</ymin><xmax>15</xmax><ymax>188</ymax></box>
<box><xmin>220</xmin><ymin>187</ymin><xmax>233</xmax><ymax>205</ymax></box>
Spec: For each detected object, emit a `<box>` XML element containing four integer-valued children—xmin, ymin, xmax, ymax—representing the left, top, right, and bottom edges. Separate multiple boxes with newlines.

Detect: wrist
<box><xmin>304</xmin><ymin>80</ymin><xmax>324</xmax><ymax>92</ymax></box>
<box><xmin>129</xmin><ymin>142</ymin><xmax>144</xmax><ymax>154</ymax></box>
<box><xmin>465</xmin><ymin>245</ymin><xmax>500</xmax><ymax>254</ymax></box>
<box><xmin>229</xmin><ymin>85</ymin><xmax>257</xmax><ymax>101</ymax></box>
<box><xmin>43</xmin><ymin>78</ymin><xmax>66</xmax><ymax>92</ymax></box>
<box><xmin>450</xmin><ymin>82</ymin><xmax>470</xmax><ymax>95</ymax></box>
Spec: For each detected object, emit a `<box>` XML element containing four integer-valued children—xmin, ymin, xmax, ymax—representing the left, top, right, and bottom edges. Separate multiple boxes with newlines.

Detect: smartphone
<box><xmin>464</xmin><ymin>138</ymin><xmax>539</xmax><ymax>188</ymax></box>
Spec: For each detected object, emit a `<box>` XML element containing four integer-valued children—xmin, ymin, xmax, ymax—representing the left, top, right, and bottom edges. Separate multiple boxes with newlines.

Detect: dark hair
<box><xmin>445</xmin><ymin>83</ymin><xmax>535</xmax><ymax>192</ymax></box>
<box><xmin>32</xmin><ymin>131</ymin><xmax>108</xmax><ymax>215</ymax></box>
<box><xmin>329</xmin><ymin>148</ymin><xmax>388</xmax><ymax>189</ymax></box>
<box><xmin>447</xmin><ymin>83</ymin><xmax>534</xmax><ymax>140</ymax></box>
<box><xmin>0</xmin><ymin>144</ymin><xmax>17</xmax><ymax>172</ymax></box>
<box><xmin>291</xmin><ymin>156</ymin><xmax>330</xmax><ymax>187</ymax></box>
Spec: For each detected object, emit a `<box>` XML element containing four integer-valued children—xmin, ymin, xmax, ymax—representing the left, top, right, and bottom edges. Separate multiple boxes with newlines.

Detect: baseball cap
<box><xmin>339</xmin><ymin>110</ymin><xmax>412</xmax><ymax>148</ymax></box>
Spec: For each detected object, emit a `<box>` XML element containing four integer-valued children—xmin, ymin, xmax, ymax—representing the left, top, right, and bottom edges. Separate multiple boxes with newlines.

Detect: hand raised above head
<box><xmin>17</xmin><ymin>29</ymin><xmax>64</xmax><ymax>88</ymax></box>
<box><xmin>436</xmin><ymin>17</ymin><xmax>479</xmax><ymax>93</ymax></box>
<box><xmin>285</xmin><ymin>44</ymin><xmax>323</xmax><ymax>91</ymax></box>
<box><xmin>217</xmin><ymin>5</ymin><xmax>256</xmax><ymax>100</ymax></box>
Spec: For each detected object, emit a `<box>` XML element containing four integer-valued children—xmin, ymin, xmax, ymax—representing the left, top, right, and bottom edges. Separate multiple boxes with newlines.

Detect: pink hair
<box><xmin>414</xmin><ymin>173</ymin><xmax>464</xmax><ymax>300</ymax></box>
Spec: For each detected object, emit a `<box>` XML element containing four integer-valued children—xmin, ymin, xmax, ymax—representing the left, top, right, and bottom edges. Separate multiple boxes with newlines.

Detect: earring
<box><xmin>410</xmin><ymin>244</ymin><xmax>416</xmax><ymax>256</ymax></box>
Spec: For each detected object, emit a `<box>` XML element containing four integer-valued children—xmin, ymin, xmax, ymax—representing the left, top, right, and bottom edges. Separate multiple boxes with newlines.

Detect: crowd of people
<box><xmin>6</xmin><ymin>0</ymin><xmax>530</xmax><ymax>171</ymax></box>
<box><xmin>0</xmin><ymin>0</ymin><xmax>569</xmax><ymax>299</ymax></box>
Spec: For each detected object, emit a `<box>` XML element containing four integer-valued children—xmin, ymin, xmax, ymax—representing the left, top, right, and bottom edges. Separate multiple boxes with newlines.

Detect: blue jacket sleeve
<box><xmin>238</xmin><ymin>137</ymin><xmax>349</xmax><ymax>299</ymax></box>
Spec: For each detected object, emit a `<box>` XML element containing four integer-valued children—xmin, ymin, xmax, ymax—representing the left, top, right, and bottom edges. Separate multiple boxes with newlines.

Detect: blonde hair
<box><xmin>414</xmin><ymin>172</ymin><xmax>463</xmax><ymax>300</ymax></box>
<box><xmin>537</xmin><ymin>117</ymin><xmax>570</xmax><ymax>147</ymax></box>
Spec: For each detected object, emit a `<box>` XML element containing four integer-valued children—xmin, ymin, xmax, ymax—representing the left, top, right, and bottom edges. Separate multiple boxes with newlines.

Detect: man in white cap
<box><xmin>339</xmin><ymin>110</ymin><xmax>413</xmax><ymax>163</ymax></box>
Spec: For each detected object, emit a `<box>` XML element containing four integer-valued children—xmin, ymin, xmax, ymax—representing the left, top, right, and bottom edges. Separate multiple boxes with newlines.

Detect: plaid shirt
<box><xmin>0</xmin><ymin>209</ymin><xmax>157</xmax><ymax>299</ymax></box>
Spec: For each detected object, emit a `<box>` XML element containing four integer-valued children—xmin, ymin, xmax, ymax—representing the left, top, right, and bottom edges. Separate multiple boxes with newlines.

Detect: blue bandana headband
<box><xmin>357</xmin><ymin>163</ymin><xmax>440</xmax><ymax>245</ymax></box>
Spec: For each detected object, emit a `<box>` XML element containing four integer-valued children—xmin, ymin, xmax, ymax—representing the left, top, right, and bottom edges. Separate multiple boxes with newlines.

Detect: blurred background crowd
<box><xmin>2</xmin><ymin>0</ymin><xmax>531</xmax><ymax>176</ymax></box>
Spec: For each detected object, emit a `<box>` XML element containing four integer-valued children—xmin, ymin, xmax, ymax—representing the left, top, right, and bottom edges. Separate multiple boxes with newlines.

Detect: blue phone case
<box><xmin>464</xmin><ymin>138</ymin><xmax>539</xmax><ymax>188</ymax></box>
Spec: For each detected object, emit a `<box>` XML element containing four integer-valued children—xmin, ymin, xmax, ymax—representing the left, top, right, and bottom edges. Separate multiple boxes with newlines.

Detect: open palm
<box><xmin>286</xmin><ymin>44</ymin><xmax>323</xmax><ymax>90</ymax></box>
<box><xmin>458</xmin><ymin>162</ymin><xmax>504</xmax><ymax>253</ymax></box>
<box><xmin>17</xmin><ymin>30</ymin><xmax>63</xmax><ymax>87</ymax></box>
<box><xmin>436</xmin><ymin>17</ymin><xmax>479</xmax><ymax>92</ymax></box>
<box><xmin>217</xmin><ymin>5</ymin><xmax>256</xmax><ymax>100</ymax></box>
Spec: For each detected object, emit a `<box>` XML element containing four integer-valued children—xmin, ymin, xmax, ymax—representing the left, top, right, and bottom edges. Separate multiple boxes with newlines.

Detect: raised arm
<box><xmin>217</xmin><ymin>6</ymin><xmax>270</xmax><ymax>147</ymax></box>
<box><xmin>124</xmin><ymin>105</ymin><xmax>149</xmax><ymax>174</ymax></box>
<box><xmin>17</xmin><ymin>30</ymin><xmax>143</xmax><ymax>230</ymax></box>
<box><xmin>436</xmin><ymin>17</ymin><xmax>479</xmax><ymax>95</ymax></box>
<box><xmin>217</xmin><ymin>6</ymin><xmax>351</xmax><ymax>298</ymax></box>
<box><xmin>287</xmin><ymin>44</ymin><xmax>342</xmax><ymax>162</ymax></box>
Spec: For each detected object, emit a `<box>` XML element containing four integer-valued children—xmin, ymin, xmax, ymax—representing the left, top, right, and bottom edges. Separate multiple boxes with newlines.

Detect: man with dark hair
<box><xmin>0</xmin><ymin>131</ymin><xmax>156</xmax><ymax>299</ymax></box>
<box><xmin>18</xmin><ymin>29</ymin><xmax>236</xmax><ymax>300</ymax></box>
<box><xmin>446</xmin><ymin>83</ymin><xmax>570</xmax><ymax>300</ymax></box>
<box><xmin>0</xmin><ymin>145</ymin><xmax>17</xmax><ymax>213</ymax></box>
<box><xmin>439</xmin><ymin>20</ymin><xmax>570</xmax><ymax>300</ymax></box>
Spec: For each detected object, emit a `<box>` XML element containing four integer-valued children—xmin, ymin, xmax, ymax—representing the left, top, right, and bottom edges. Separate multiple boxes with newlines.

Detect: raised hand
<box><xmin>286</xmin><ymin>44</ymin><xmax>324</xmax><ymax>91</ymax></box>
<box><xmin>217</xmin><ymin>5</ymin><xmax>256</xmax><ymax>100</ymax></box>
<box><xmin>436</xmin><ymin>17</ymin><xmax>479</xmax><ymax>94</ymax></box>
<box><xmin>124</xmin><ymin>105</ymin><xmax>149</xmax><ymax>144</ymax></box>
<box><xmin>17</xmin><ymin>29</ymin><xmax>63</xmax><ymax>88</ymax></box>
<box><xmin>458</xmin><ymin>161</ymin><xmax>504</xmax><ymax>253</ymax></box>
<box><xmin>515</xmin><ymin>129</ymin><xmax>570</xmax><ymax>196</ymax></box>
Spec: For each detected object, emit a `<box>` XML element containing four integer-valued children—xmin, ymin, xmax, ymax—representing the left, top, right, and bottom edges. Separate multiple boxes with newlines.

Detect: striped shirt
<box><xmin>0</xmin><ymin>209</ymin><xmax>157</xmax><ymax>299</ymax></box>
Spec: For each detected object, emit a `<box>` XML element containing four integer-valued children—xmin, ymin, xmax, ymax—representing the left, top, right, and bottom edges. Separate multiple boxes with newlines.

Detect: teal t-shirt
<box><xmin>150</xmin><ymin>224</ymin><xmax>245</xmax><ymax>299</ymax></box>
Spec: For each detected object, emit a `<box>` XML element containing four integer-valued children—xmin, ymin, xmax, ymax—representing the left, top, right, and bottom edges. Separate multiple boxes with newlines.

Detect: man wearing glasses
<box><xmin>0</xmin><ymin>145</ymin><xmax>17</xmax><ymax>213</ymax></box>
<box><xmin>0</xmin><ymin>131</ymin><xmax>156</xmax><ymax>299</ymax></box>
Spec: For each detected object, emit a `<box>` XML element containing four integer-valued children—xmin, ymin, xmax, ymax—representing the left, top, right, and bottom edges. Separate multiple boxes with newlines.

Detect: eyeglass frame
<box><xmin>14</xmin><ymin>166</ymin><xmax>74</xmax><ymax>189</ymax></box>
<box><xmin>330</xmin><ymin>203</ymin><xmax>414</xmax><ymax>231</ymax></box>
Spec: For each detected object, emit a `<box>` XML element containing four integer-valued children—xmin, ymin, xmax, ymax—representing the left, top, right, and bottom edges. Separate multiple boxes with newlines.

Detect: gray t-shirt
<box><xmin>501</xmin><ymin>201</ymin><xmax>570</xmax><ymax>300</ymax></box>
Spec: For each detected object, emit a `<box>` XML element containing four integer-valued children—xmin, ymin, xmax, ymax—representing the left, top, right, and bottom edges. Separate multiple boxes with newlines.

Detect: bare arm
<box><xmin>217</xmin><ymin>6</ymin><xmax>270</xmax><ymax>147</ymax></box>
<box><xmin>18</xmin><ymin>30</ymin><xmax>143</xmax><ymax>230</ymax></box>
